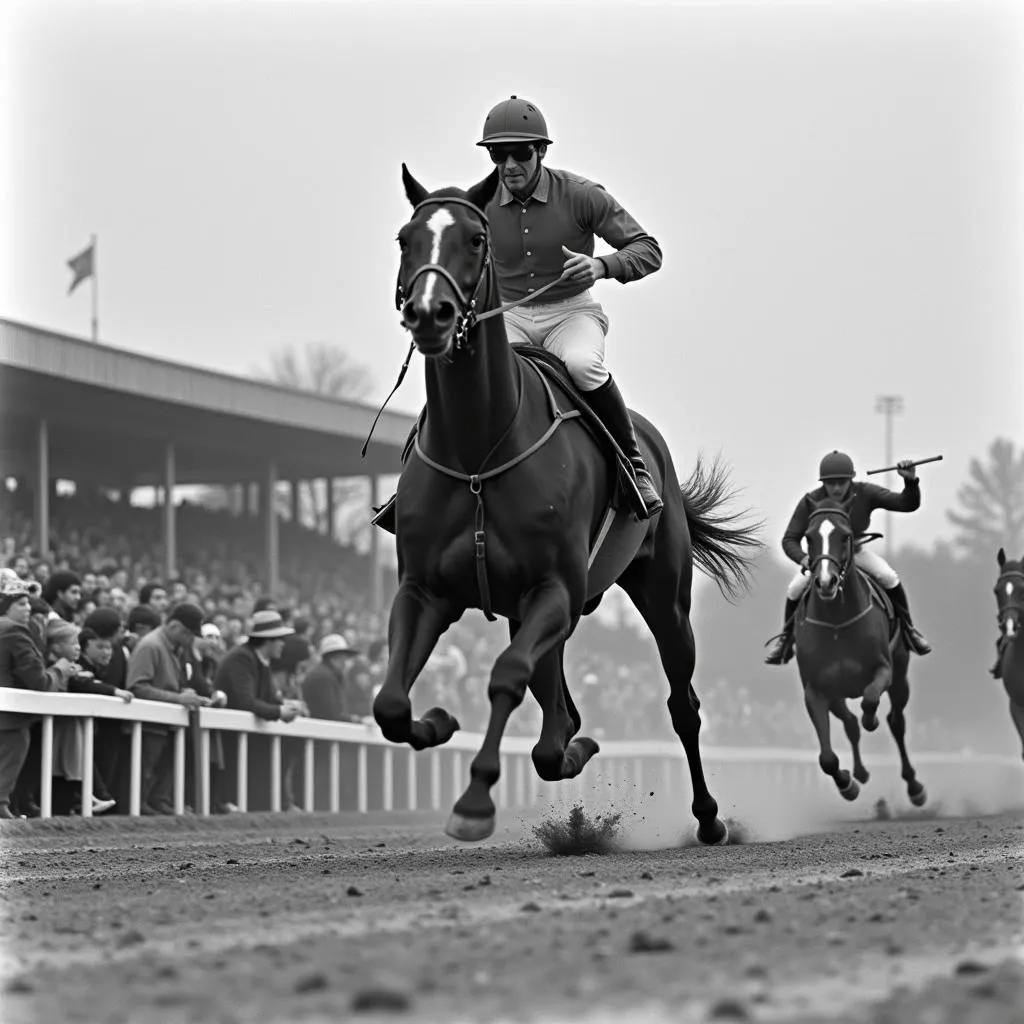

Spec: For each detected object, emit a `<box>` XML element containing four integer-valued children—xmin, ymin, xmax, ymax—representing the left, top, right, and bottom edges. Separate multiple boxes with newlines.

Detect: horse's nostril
<box><xmin>435</xmin><ymin>301</ymin><xmax>456</xmax><ymax>326</ymax></box>
<box><xmin>402</xmin><ymin>301</ymin><xmax>419</xmax><ymax>327</ymax></box>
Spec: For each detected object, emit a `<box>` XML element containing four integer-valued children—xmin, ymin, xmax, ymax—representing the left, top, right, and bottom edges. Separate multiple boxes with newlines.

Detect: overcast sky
<box><xmin>2</xmin><ymin>0</ymin><xmax>1021</xmax><ymax>566</ymax></box>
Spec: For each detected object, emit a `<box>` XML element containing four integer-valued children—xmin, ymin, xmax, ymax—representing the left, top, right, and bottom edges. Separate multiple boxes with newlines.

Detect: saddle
<box><xmin>383</xmin><ymin>344</ymin><xmax>645</xmax><ymax>516</ymax></box>
<box><xmin>793</xmin><ymin>567</ymin><xmax>900</xmax><ymax>646</ymax></box>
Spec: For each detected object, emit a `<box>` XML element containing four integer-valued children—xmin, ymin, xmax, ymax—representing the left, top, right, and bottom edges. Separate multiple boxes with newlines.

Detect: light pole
<box><xmin>875</xmin><ymin>395</ymin><xmax>903</xmax><ymax>561</ymax></box>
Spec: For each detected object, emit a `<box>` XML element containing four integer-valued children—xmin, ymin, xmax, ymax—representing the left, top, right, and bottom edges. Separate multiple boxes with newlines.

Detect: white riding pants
<box><xmin>503</xmin><ymin>291</ymin><xmax>610</xmax><ymax>393</ymax></box>
<box><xmin>786</xmin><ymin>547</ymin><xmax>900</xmax><ymax>601</ymax></box>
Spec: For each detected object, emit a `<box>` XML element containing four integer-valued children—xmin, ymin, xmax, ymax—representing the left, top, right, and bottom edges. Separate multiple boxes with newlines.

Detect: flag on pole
<box><xmin>67</xmin><ymin>242</ymin><xmax>95</xmax><ymax>294</ymax></box>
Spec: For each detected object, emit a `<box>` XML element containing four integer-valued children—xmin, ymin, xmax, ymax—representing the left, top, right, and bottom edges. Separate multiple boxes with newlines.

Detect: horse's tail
<box><xmin>680</xmin><ymin>453</ymin><xmax>766</xmax><ymax>602</ymax></box>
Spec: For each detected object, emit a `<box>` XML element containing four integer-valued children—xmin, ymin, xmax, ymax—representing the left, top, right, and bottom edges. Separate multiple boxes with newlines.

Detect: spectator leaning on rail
<box><xmin>302</xmin><ymin>633</ymin><xmax>364</xmax><ymax>722</ymax></box>
<box><xmin>214</xmin><ymin>610</ymin><xmax>301</xmax><ymax>812</ymax></box>
<box><xmin>125</xmin><ymin>602</ymin><xmax>211</xmax><ymax>815</ymax></box>
<box><xmin>0</xmin><ymin>571</ymin><xmax>78</xmax><ymax>819</ymax></box>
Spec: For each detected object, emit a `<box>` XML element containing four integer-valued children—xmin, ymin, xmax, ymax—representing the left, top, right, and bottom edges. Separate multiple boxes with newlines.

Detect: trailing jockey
<box><xmin>373</xmin><ymin>95</ymin><xmax>664</xmax><ymax>533</ymax></box>
<box><xmin>764</xmin><ymin>450</ymin><xmax>933</xmax><ymax>665</ymax></box>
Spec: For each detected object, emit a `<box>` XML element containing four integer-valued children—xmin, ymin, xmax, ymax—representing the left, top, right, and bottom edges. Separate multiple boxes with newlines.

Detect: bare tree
<box><xmin>946</xmin><ymin>438</ymin><xmax>1024</xmax><ymax>559</ymax></box>
<box><xmin>260</xmin><ymin>341</ymin><xmax>375</xmax><ymax>401</ymax></box>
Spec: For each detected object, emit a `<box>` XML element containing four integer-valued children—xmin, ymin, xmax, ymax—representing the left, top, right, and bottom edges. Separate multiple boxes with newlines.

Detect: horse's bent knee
<box><xmin>818</xmin><ymin>751</ymin><xmax>839</xmax><ymax>775</ymax></box>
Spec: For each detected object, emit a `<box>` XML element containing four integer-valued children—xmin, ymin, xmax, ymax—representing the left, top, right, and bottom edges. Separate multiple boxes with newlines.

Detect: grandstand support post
<box><xmin>265</xmin><ymin>461</ymin><xmax>279</xmax><ymax>595</ymax></box>
<box><xmin>289</xmin><ymin>480</ymin><xmax>299</xmax><ymax>524</ymax></box>
<box><xmin>163</xmin><ymin>442</ymin><xmax>176</xmax><ymax>579</ymax></box>
<box><xmin>326</xmin><ymin>477</ymin><xmax>336</xmax><ymax>540</ymax></box>
<box><xmin>35</xmin><ymin>419</ymin><xmax>49</xmax><ymax>557</ymax></box>
<box><xmin>369</xmin><ymin>474</ymin><xmax>382</xmax><ymax>613</ymax></box>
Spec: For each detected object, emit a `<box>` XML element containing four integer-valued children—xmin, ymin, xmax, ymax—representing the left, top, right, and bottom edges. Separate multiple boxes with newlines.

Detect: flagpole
<box><xmin>90</xmin><ymin>233</ymin><xmax>98</xmax><ymax>342</ymax></box>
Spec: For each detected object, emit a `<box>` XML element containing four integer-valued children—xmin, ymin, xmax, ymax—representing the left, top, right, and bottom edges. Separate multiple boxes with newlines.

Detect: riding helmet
<box><xmin>819</xmin><ymin>450</ymin><xmax>856</xmax><ymax>481</ymax></box>
<box><xmin>477</xmin><ymin>96</ymin><xmax>553</xmax><ymax>146</ymax></box>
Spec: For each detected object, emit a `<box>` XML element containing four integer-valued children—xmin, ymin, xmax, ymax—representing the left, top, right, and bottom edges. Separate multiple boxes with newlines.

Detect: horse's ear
<box><xmin>998</xmin><ymin>547</ymin><xmax>1006</xmax><ymax>567</ymax></box>
<box><xmin>466</xmin><ymin>168</ymin><xmax>500</xmax><ymax>213</ymax></box>
<box><xmin>402</xmin><ymin>163</ymin><xmax>428</xmax><ymax>207</ymax></box>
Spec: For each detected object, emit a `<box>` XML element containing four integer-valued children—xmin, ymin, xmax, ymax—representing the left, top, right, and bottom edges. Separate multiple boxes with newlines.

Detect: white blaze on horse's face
<box><xmin>418</xmin><ymin>207</ymin><xmax>456</xmax><ymax>311</ymax></box>
<box><xmin>817</xmin><ymin>519</ymin><xmax>835</xmax><ymax>587</ymax></box>
<box><xmin>1007</xmin><ymin>582</ymin><xmax>1015</xmax><ymax>597</ymax></box>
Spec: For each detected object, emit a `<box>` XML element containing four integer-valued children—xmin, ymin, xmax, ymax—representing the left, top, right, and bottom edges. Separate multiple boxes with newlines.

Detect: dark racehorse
<box><xmin>371</xmin><ymin>165</ymin><xmax>762</xmax><ymax>844</ymax></box>
<box><xmin>794</xmin><ymin>499</ymin><xmax>926</xmax><ymax>806</ymax></box>
<box><xmin>994</xmin><ymin>548</ymin><xmax>1024</xmax><ymax>759</ymax></box>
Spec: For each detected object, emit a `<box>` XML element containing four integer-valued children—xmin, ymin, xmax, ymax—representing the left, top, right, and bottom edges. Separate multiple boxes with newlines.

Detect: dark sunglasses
<box><xmin>486</xmin><ymin>143</ymin><xmax>537</xmax><ymax>164</ymax></box>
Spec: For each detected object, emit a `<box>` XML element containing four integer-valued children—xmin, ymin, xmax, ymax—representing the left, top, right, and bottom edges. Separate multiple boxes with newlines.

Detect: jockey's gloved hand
<box><xmin>896</xmin><ymin>459</ymin><xmax>918</xmax><ymax>481</ymax></box>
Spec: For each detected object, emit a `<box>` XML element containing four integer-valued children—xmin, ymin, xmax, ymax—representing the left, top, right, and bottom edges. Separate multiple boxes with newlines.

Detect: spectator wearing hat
<box><xmin>125</xmin><ymin>602</ymin><xmax>212</xmax><ymax>815</ymax></box>
<box><xmin>215</xmin><ymin>610</ymin><xmax>300</xmax><ymax>812</ymax></box>
<box><xmin>41</xmin><ymin>570</ymin><xmax>82</xmax><ymax>623</ymax></box>
<box><xmin>302</xmin><ymin>633</ymin><xmax>364</xmax><ymax>812</ymax></box>
<box><xmin>302</xmin><ymin>634</ymin><xmax>364</xmax><ymax>723</ymax></box>
<box><xmin>0</xmin><ymin>572</ymin><xmax>78</xmax><ymax>818</ymax></box>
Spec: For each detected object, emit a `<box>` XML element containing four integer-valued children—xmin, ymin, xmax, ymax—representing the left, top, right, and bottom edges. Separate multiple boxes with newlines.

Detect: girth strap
<box><xmin>411</xmin><ymin>360</ymin><xmax>581</xmax><ymax>621</ymax></box>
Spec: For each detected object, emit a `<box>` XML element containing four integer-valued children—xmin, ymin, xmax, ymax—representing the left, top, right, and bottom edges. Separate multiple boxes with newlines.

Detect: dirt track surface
<box><xmin>1</xmin><ymin>808</ymin><xmax>1022</xmax><ymax>1024</ymax></box>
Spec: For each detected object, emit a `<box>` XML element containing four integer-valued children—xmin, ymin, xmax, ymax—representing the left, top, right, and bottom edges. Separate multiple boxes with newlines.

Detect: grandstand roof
<box><xmin>0</xmin><ymin>318</ymin><xmax>416</xmax><ymax>486</ymax></box>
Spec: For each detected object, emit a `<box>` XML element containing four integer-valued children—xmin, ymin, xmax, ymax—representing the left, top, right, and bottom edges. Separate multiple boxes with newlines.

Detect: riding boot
<box><xmin>990</xmin><ymin>637</ymin><xmax>1006</xmax><ymax>679</ymax></box>
<box><xmin>887</xmin><ymin>582</ymin><xmax>932</xmax><ymax>656</ymax></box>
<box><xmin>765</xmin><ymin>598</ymin><xmax>800</xmax><ymax>665</ymax></box>
<box><xmin>581</xmin><ymin>375</ymin><xmax>664</xmax><ymax>520</ymax></box>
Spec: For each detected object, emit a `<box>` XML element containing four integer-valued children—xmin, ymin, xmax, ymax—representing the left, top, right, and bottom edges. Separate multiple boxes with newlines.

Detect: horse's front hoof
<box><xmin>839</xmin><ymin>778</ymin><xmax>860</xmax><ymax>802</ymax></box>
<box><xmin>853</xmin><ymin>765</ymin><xmax>870</xmax><ymax>785</ymax></box>
<box><xmin>421</xmin><ymin>706</ymin><xmax>460</xmax><ymax>746</ymax></box>
<box><xmin>696</xmin><ymin>819</ymin><xmax>729</xmax><ymax>846</ymax></box>
<box><xmin>445</xmin><ymin>812</ymin><xmax>496</xmax><ymax>843</ymax></box>
<box><xmin>862</xmin><ymin>713</ymin><xmax>879</xmax><ymax>733</ymax></box>
<box><xmin>908</xmin><ymin>784</ymin><xmax>927</xmax><ymax>808</ymax></box>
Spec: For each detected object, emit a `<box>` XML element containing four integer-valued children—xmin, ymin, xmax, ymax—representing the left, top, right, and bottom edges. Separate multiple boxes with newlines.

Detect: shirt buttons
<box><xmin>526</xmin><ymin>251</ymin><xmax>532</xmax><ymax>256</ymax></box>
<box><xmin>524</xmin><ymin>228</ymin><xmax>529</xmax><ymax>234</ymax></box>
<box><xmin>529</xmin><ymin>272</ymin><xmax>535</xmax><ymax>278</ymax></box>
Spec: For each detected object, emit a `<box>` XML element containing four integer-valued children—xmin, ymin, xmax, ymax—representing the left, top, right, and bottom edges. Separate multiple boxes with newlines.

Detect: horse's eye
<box><xmin>471</xmin><ymin>233</ymin><xmax>486</xmax><ymax>249</ymax></box>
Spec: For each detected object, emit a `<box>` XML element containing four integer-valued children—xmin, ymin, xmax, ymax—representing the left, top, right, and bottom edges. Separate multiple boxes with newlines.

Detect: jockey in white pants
<box><xmin>372</xmin><ymin>95</ymin><xmax>664</xmax><ymax>535</ymax></box>
<box><xmin>764</xmin><ymin>450</ymin><xmax>932</xmax><ymax>665</ymax></box>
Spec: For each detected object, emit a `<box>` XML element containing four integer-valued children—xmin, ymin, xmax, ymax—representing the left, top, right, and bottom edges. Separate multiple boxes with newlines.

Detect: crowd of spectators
<box><xmin>0</xmin><ymin>489</ymin><xmax>963</xmax><ymax>820</ymax></box>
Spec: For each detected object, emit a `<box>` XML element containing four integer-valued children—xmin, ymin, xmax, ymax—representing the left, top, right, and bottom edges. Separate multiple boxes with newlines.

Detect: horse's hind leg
<box><xmin>805</xmin><ymin>685</ymin><xmax>859</xmax><ymax>801</ymax></box>
<box><xmin>618</xmin><ymin>564</ymin><xmax>729</xmax><ymax>846</ymax></box>
<box><xmin>372</xmin><ymin>581</ymin><xmax>461</xmax><ymax>751</ymax></box>
<box><xmin>886</xmin><ymin>662</ymin><xmax>926</xmax><ymax>806</ymax></box>
<box><xmin>830</xmin><ymin>699</ymin><xmax>869</xmax><ymax>784</ymax></box>
<box><xmin>446</xmin><ymin>579</ymin><xmax>574</xmax><ymax>842</ymax></box>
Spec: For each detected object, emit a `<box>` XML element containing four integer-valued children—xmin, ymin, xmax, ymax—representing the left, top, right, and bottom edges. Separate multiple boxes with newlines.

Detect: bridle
<box><xmin>394</xmin><ymin>196</ymin><xmax>494</xmax><ymax>353</ymax></box>
<box><xmin>995</xmin><ymin>568</ymin><xmax>1024</xmax><ymax>637</ymax></box>
<box><xmin>806</xmin><ymin>506</ymin><xmax>854</xmax><ymax>593</ymax></box>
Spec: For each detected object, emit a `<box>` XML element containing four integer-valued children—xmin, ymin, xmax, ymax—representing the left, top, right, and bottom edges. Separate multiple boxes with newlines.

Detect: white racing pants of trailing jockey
<box><xmin>786</xmin><ymin>547</ymin><xmax>900</xmax><ymax>601</ymax></box>
<box><xmin>503</xmin><ymin>290</ymin><xmax>610</xmax><ymax>393</ymax></box>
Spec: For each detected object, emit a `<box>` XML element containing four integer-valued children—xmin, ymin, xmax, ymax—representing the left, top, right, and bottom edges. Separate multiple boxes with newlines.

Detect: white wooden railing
<box><xmin>1</xmin><ymin>691</ymin><xmax>1020</xmax><ymax>820</ymax></box>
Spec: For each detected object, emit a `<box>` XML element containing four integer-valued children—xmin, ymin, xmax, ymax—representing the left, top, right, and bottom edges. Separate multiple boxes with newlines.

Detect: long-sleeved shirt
<box><xmin>0</xmin><ymin>618</ymin><xmax>65</xmax><ymax>730</ymax></box>
<box><xmin>781</xmin><ymin>479</ymin><xmax>921</xmax><ymax>565</ymax></box>
<box><xmin>486</xmin><ymin>166</ymin><xmax>662</xmax><ymax>304</ymax></box>
<box><xmin>214</xmin><ymin>643</ymin><xmax>283</xmax><ymax>721</ymax></box>
<box><xmin>126</xmin><ymin>626</ymin><xmax>185</xmax><ymax>702</ymax></box>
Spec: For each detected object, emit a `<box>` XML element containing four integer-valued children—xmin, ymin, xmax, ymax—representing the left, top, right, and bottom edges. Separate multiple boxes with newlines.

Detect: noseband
<box><xmin>394</xmin><ymin>196</ymin><xmax>492</xmax><ymax>352</ymax></box>
<box><xmin>806</xmin><ymin>506</ymin><xmax>854</xmax><ymax>591</ymax></box>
